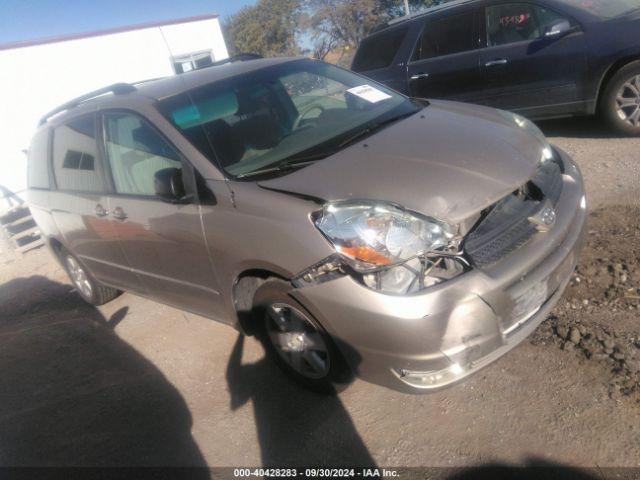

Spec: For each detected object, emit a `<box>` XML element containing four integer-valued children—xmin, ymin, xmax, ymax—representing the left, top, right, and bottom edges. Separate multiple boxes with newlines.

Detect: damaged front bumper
<box><xmin>290</xmin><ymin>149</ymin><xmax>587</xmax><ymax>393</ymax></box>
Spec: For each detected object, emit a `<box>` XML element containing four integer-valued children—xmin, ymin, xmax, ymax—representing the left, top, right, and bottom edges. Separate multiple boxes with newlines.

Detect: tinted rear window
<box><xmin>412</xmin><ymin>12</ymin><xmax>477</xmax><ymax>61</ymax></box>
<box><xmin>352</xmin><ymin>27</ymin><xmax>408</xmax><ymax>72</ymax></box>
<box><xmin>27</xmin><ymin>129</ymin><xmax>50</xmax><ymax>189</ymax></box>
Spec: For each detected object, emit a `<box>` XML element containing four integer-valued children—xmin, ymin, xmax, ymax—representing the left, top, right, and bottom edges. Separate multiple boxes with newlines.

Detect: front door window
<box><xmin>486</xmin><ymin>3</ymin><xmax>573</xmax><ymax>47</ymax></box>
<box><xmin>103</xmin><ymin>113</ymin><xmax>182</xmax><ymax>197</ymax></box>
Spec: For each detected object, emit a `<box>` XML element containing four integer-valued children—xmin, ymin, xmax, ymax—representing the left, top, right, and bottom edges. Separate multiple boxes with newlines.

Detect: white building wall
<box><xmin>0</xmin><ymin>17</ymin><xmax>228</xmax><ymax>204</ymax></box>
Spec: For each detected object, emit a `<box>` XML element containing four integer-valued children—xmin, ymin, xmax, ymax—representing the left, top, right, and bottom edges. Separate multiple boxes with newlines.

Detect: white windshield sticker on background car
<box><xmin>346</xmin><ymin>85</ymin><xmax>392</xmax><ymax>103</ymax></box>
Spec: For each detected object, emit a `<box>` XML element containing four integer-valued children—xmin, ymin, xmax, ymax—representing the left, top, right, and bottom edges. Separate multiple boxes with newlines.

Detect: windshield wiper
<box><xmin>234</xmin><ymin>109</ymin><xmax>421</xmax><ymax>180</ymax></box>
<box><xmin>234</xmin><ymin>158</ymin><xmax>320</xmax><ymax>179</ymax></box>
<box><xmin>337</xmin><ymin>110</ymin><xmax>419</xmax><ymax>149</ymax></box>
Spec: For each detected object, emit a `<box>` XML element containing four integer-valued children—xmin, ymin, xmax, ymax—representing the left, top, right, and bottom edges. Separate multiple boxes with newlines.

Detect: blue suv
<box><xmin>352</xmin><ymin>0</ymin><xmax>640</xmax><ymax>135</ymax></box>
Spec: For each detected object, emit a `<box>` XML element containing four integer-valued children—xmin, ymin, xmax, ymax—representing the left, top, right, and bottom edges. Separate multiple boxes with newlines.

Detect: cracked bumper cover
<box><xmin>291</xmin><ymin>149</ymin><xmax>587</xmax><ymax>393</ymax></box>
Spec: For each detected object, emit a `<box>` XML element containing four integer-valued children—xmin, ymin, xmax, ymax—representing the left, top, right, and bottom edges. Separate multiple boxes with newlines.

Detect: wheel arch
<box><xmin>232</xmin><ymin>269</ymin><xmax>290</xmax><ymax>335</ymax></box>
<box><xmin>46</xmin><ymin>236</ymin><xmax>66</xmax><ymax>264</ymax></box>
<box><xmin>596</xmin><ymin>55</ymin><xmax>640</xmax><ymax>111</ymax></box>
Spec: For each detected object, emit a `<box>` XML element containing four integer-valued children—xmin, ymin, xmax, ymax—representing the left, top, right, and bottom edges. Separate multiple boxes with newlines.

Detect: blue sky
<box><xmin>0</xmin><ymin>0</ymin><xmax>256</xmax><ymax>45</ymax></box>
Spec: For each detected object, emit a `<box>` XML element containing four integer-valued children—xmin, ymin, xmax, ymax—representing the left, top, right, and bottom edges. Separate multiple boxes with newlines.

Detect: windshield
<box><xmin>158</xmin><ymin>59</ymin><xmax>419</xmax><ymax>178</ymax></box>
<box><xmin>559</xmin><ymin>0</ymin><xmax>640</xmax><ymax>18</ymax></box>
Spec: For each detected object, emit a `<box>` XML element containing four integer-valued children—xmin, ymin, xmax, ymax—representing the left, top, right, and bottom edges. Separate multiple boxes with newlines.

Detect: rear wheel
<box><xmin>252</xmin><ymin>279</ymin><xmax>351</xmax><ymax>393</ymax></box>
<box><xmin>60</xmin><ymin>248</ymin><xmax>121</xmax><ymax>305</ymax></box>
<box><xmin>601</xmin><ymin>61</ymin><xmax>640</xmax><ymax>136</ymax></box>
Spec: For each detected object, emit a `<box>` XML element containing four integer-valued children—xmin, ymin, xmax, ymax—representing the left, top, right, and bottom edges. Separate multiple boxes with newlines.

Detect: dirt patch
<box><xmin>531</xmin><ymin>205</ymin><xmax>640</xmax><ymax>401</ymax></box>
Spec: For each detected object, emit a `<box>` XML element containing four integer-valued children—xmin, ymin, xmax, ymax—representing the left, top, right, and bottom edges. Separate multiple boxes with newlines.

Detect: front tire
<box><xmin>252</xmin><ymin>279</ymin><xmax>352</xmax><ymax>393</ymax></box>
<box><xmin>601</xmin><ymin>61</ymin><xmax>640</xmax><ymax>136</ymax></box>
<box><xmin>60</xmin><ymin>248</ymin><xmax>121</xmax><ymax>305</ymax></box>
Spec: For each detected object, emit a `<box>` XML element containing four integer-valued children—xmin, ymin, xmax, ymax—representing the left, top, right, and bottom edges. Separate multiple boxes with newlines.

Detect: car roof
<box><xmin>135</xmin><ymin>56</ymin><xmax>301</xmax><ymax>100</ymax></box>
<box><xmin>370</xmin><ymin>0</ymin><xmax>483</xmax><ymax>35</ymax></box>
<box><xmin>40</xmin><ymin>56</ymin><xmax>303</xmax><ymax>125</ymax></box>
<box><xmin>369</xmin><ymin>0</ymin><xmax>600</xmax><ymax>36</ymax></box>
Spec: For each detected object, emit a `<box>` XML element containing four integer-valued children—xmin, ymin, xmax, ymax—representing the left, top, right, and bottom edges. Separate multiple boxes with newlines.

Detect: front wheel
<box><xmin>60</xmin><ymin>248</ymin><xmax>121</xmax><ymax>305</ymax></box>
<box><xmin>601</xmin><ymin>61</ymin><xmax>640</xmax><ymax>136</ymax></box>
<box><xmin>252</xmin><ymin>280</ymin><xmax>352</xmax><ymax>393</ymax></box>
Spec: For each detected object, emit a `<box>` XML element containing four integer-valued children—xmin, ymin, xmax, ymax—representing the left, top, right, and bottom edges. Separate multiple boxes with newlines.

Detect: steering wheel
<box><xmin>292</xmin><ymin>104</ymin><xmax>326</xmax><ymax>131</ymax></box>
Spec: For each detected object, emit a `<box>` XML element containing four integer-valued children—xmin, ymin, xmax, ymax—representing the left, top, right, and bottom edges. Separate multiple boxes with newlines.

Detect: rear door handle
<box><xmin>94</xmin><ymin>204</ymin><xmax>108</xmax><ymax>217</ymax></box>
<box><xmin>410</xmin><ymin>73</ymin><xmax>430</xmax><ymax>81</ymax></box>
<box><xmin>485</xmin><ymin>58</ymin><xmax>509</xmax><ymax>67</ymax></box>
<box><xmin>111</xmin><ymin>206</ymin><xmax>128</xmax><ymax>221</ymax></box>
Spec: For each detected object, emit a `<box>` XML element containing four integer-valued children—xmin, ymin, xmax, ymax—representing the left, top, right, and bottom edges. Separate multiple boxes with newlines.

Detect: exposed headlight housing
<box><xmin>307</xmin><ymin>201</ymin><xmax>468</xmax><ymax>294</ymax></box>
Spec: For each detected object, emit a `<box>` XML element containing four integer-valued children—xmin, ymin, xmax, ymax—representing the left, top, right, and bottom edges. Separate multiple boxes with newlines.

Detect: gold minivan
<box><xmin>27</xmin><ymin>57</ymin><xmax>587</xmax><ymax>393</ymax></box>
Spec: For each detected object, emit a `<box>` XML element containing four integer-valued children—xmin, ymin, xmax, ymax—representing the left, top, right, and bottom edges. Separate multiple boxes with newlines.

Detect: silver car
<box><xmin>27</xmin><ymin>57</ymin><xmax>587</xmax><ymax>393</ymax></box>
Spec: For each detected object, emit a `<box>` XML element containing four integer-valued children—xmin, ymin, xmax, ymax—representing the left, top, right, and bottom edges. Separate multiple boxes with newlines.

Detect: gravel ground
<box><xmin>0</xmin><ymin>116</ymin><xmax>639</xmax><ymax>471</ymax></box>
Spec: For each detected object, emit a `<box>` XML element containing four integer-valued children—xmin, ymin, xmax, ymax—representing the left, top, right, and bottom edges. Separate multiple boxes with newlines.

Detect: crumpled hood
<box><xmin>258</xmin><ymin>100</ymin><xmax>547</xmax><ymax>224</ymax></box>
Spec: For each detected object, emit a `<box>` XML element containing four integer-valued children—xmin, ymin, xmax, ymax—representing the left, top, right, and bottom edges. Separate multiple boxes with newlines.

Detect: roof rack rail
<box><xmin>38</xmin><ymin>82</ymin><xmax>136</xmax><ymax>126</ymax></box>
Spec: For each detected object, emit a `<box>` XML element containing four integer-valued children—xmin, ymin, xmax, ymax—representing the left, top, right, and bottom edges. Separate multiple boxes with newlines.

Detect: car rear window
<box><xmin>27</xmin><ymin>129</ymin><xmax>50</xmax><ymax>189</ymax></box>
<box><xmin>352</xmin><ymin>27</ymin><xmax>408</xmax><ymax>72</ymax></box>
<box><xmin>412</xmin><ymin>12</ymin><xmax>477</xmax><ymax>61</ymax></box>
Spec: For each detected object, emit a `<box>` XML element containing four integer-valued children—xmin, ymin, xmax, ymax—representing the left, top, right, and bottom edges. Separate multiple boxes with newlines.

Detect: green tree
<box><xmin>303</xmin><ymin>0</ymin><xmax>382</xmax><ymax>52</ymax></box>
<box><xmin>224</xmin><ymin>0</ymin><xmax>301</xmax><ymax>57</ymax></box>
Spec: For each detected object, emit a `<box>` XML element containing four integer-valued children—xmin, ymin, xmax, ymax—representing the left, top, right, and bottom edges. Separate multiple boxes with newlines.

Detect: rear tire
<box><xmin>600</xmin><ymin>61</ymin><xmax>640</xmax><ymax>136</ymax></box>
<box><xmin>252</xmin><ymin>279</ymin><xmax>352</xmax><ymax>394</ymax></box>
<box><xmin>59</xmin><ymin>247</ymin><xmax>121</xmax><ymax>306</ymax></box>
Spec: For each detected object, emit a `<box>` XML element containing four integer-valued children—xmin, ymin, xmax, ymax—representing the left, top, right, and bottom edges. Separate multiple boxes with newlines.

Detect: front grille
<box><xmin>464</xmin><ymin>159</ymin><xmax>563</xmax><ymax>268</ymax></box>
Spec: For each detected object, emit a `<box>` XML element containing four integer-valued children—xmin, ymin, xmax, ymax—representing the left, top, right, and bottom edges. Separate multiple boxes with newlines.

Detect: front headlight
<box><xmin>311</xmin><ymin>201</ymin><xmax>466</xmax><ymax>294</ymax></box>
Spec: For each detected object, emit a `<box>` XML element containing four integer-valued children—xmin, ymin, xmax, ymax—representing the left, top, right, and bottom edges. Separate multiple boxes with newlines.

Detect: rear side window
<box><xmin>352</xmin><ymin>27</ymin><xmax>408</xmax><ymax>72</ymax></box>
<box><xmin>52</xmin><ymin>115</ymin><xmax>108</xmax><ymax>193</ymax></box>
<box><xmin>103</xmin><ymin>112</ymin><xmax>182</xmax><ymax>196</ymax></box>
<box><xmin>27</xmin><ymin>129</ymin><xmax>50</xmax><ymax>189</ymax></box>
<box><xmin>412</xmin><ymin>12</ymin><xmax>477</xmax><ymax>61</ymax></box>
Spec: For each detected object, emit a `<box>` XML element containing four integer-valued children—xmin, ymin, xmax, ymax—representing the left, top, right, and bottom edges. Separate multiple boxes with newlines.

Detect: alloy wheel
<box><xmin>65</xmin><ymin>255</ymin><xmax>93</xmax><ymax>298</ymax></box>
<box><xmin>265</xmin><ymin>303</ymin><xmax>330</xmax><ymax>379</ymax></box>
<box><xmin>615</xmin><ymin>74</ymin><xmax>640</xmax><ymax>127</ymax></box>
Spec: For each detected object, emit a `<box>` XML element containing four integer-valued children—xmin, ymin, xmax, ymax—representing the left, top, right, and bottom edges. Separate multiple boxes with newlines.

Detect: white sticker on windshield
<box><xmin>346</xmin><ymin>85</ymin><xmax>392</xmax><ymax>103</ymax></box>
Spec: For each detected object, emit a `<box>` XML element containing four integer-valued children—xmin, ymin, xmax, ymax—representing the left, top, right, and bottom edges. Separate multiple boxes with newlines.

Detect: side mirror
<box><xmin>544</xmin><ymin>19</ymin><xmax>572</xmax><ymax>38</ymax></box>
<box><xmin>154</xmin><ymin>167</ymin><xmax>188</xmax><ymax>204</ymax></box>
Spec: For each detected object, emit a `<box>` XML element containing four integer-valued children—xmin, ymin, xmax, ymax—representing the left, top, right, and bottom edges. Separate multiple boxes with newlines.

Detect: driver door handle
<box><xmin>94</xmin><ymin>204</ymin><xmax>108</xmax><ymax>217</ymax></box>
<box><xmin>111</xmin><ymin>206</ymin><xmax>128</xmax><ymax>221</ymax></box>
<box><xmin>410</xmin><ymin>73</ymin><xmax>430</xmax><ymax>81</ymax></box>
<box><xmin>485</xmin><ymin>58</ymin><xmax>509</xmax><ymax>67</ymax></box>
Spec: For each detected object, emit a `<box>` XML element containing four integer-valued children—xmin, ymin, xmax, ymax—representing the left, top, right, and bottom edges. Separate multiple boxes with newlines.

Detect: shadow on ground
<box><xmin>447</xmin><ymin>458</ymin><xmax>600</xmax><ymax>480</ymax></box>
<box><xmin>1</xmin><ymin>273</ymin><xmax>375</xmax><ymax>469</ymax></box>
<box><xmin>226</xmin><ymin>334</ymin><xmax>376</xmax><ymax>467</ymax></box>
<box><xmin>0</xmin><ymin>275</ymin><xmax>207</xmax><ymax>470</ymax></box>
<box><xmin>536</xmin><ymin>116</ymin><xmax>619</xmax><ymax>139</ymax></box>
